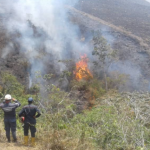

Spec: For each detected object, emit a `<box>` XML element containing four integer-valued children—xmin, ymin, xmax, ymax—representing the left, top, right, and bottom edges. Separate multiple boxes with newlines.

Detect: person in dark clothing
<box><xmin>0</xmin><ymin>94</ymin><xmax>21</xmax><ymax>142</ymax></box>
<box><xmin>18</xmin><ymin>97</ymin><xmax>41</xmax><ymax>146</ymax></box>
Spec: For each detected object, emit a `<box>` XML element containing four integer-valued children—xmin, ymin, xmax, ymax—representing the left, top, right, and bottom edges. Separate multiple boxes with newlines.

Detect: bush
<box><xmin>0</xmin><ymin>71</ymin><xmax>24</xmax><ymax>97</ymax></box>
<box><xmin>70</xmin><ymin>78</ymin><xmax>106</xmax><ymax>98</ymax></box>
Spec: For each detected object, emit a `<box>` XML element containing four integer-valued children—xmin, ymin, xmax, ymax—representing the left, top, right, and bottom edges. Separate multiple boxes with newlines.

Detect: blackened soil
<box><xmin>76</xmin><ymin>0</ymin><xmax>150</xmax><ymax>45</ymax></box>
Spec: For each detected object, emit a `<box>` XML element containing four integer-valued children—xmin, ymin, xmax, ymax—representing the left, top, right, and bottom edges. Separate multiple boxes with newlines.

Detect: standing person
<box><xmin>18</xmin><ymin>97</ymin><xmax>41</xmax><ymax>146</ymax></box>
<box><xmin>0</xmin><ymin>94</ymin><xmax>21</xmax><ymax>142</ymax></box>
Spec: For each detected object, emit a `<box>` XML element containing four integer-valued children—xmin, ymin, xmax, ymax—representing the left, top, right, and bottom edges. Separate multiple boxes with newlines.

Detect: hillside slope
<box><xmin>0</xmin><ymin>0</ymin><xmax>150</xmax><ymax>91</ymax></box>
<box><xmin>76</xmin><ymin>0</ymin><xmax>150</xmax><ymax>46</ymax></box>
<box><xmin>68</xmin><ymin>5</ymin><xmax>150</xmax><ymax>91</ymax></box>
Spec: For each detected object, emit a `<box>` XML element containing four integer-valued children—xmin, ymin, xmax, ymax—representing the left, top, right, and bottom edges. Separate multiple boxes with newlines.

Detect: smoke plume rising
<box><xmin>0</xmin><ymin>0</ymin><xmax>94</xmax><ymax>88</ymax></box>
<box><xmin>1</xmin><ymin>0</ymin><xmax>149</xmax><ymax>92</ymax></box>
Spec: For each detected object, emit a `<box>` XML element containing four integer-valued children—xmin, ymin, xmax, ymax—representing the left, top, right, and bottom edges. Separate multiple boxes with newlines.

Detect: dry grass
<box><xmin>0</xmin><ymin>122</ymin><xmax>38</xmax><ymax>150</ymax></box>
<box><xmin>0</xmin><ymin>122</ymin><xmax>95</xmax><ymax>150</ymax></box>
<box><xmin>36</xmin><ymin>128</ymin><xmax>95</xmax><ymax>150</ymax></box>
<box><xmin>0</xmin><ymin>143</ymin><xmax>37</xmax><ymax>150</ymax></box>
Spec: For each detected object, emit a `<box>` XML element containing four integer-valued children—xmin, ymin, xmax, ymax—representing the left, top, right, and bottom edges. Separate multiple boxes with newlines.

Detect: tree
<box><xmin>92</xmin><ymin>31</ymin><xmax>117</xmax><ymax>91</ymax></box>
<box><xmin>0</xmin><ymin>71</ymin><xmax>24</xmax><ymax>97</ymax></box>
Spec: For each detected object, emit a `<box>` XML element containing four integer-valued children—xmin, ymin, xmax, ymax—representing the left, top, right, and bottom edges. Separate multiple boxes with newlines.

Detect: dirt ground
<box><xmin>0</xmin><ymin>142</ymin><xmax>38</xmax><ymax>150</ymax></box>
<box><xmin>76</xmin><ymin>0</ymin><xmax>150</xmax><ymax>46</ymax></box>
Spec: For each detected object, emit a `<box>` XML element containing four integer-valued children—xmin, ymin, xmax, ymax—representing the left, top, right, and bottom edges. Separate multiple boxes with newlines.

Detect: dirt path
<box><xmin>0</xmin><ymin>125</ymin><xmax>38</xmax><ymax>149</ymax></box>
<box><xmin>0</xmin><ymin>142</ymin><xmax>39</xmax><ymax>150</ymax></box>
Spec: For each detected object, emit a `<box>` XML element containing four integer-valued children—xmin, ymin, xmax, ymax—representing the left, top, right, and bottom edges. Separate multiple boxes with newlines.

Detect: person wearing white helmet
<box><xmin>0</xmin><ymin>94</ymin><xmax>21</xmax><ymax>142</ymax></box>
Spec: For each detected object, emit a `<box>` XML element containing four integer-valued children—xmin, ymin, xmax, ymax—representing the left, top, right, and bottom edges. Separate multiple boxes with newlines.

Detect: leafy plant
<box><xmin>92</xmin><ymin>31</ymin><xmax>118</xmax><ymax>91</ymax></box>
<box><xmin>0</xmin><ymin>71</ymin><xmax>24</xmax><ymax>97</ymax></box>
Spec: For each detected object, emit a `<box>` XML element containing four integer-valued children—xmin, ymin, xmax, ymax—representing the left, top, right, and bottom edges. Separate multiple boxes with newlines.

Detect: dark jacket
<box><xmin>18</xmin><ymin>104</ymin><xmax>41</xmax><ymax>124</ymax></box>
<box><xmin>0</xmin><ymin>100</ymin><xmax>21</xmax><ymax>122</ymax></box>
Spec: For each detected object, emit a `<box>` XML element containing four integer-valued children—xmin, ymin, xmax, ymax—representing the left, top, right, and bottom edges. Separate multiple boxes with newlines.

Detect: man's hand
<box><xmin>12</xmin><ymin>98</ymin><xmax>16</xmax><ymax>101</ymax></box>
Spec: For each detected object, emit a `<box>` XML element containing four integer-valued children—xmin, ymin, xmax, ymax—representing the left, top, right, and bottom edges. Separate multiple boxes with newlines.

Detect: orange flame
<box><xmin>74</xmin><ymin>54</ymin><xmax>93</xmax><ymax>81</ymax></box>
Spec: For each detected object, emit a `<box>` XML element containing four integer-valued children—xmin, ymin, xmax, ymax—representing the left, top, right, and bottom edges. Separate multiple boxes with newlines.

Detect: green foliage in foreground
<box><xmin>70</xmin><ymin>106</ymin><xmax>149</xmax><ymax>150</ymax></box>
<box><xmin>36</xmin><ymin>101</ymin><xmax>150</xmax><ymax>150</ymax></box>
<box><xmin>1</xmin><ymin>72</ymin><xmax>150</xmax><ymax>150</ymax></box>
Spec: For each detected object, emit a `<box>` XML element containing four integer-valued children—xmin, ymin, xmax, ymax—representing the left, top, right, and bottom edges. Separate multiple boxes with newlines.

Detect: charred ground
<box><xmin>69</xmin><ymin>0</ymin><xmax>150</xmax><ymax>91</ymax></box>
<box><xmin>0</xmin><ymin>0</ymin><xmax>150</xmax><ymax>91</ymax></box>
<box><xmin>76</xmin><ymin>0</ymin><xmax>150</xmax><ymax>46</ymax></box>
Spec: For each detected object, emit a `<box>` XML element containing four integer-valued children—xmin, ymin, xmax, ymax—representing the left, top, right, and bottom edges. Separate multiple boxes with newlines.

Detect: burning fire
<box><xmin>74</xmin><ymin>54</ymin><xmax>93</xmax><ymax>81</ymax></box>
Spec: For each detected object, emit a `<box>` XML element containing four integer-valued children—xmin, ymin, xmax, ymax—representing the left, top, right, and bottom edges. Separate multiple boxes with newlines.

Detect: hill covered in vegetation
<box><xmin>0</xmin><ymin>0</ymin><xmax>150</xmax><ymax>149</ymax></box>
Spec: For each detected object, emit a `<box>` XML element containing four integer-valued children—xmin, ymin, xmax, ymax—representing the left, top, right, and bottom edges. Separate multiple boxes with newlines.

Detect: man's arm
<box><xmin>12</xmin><ymin>98</ymin><xmax>21</xmax><ymax>107</ymax></box>
<box><xmin>0</xmin><ymin>102</ymin><xmax>4</xmax><ymax>108</ymax></box>
<box><xmin>35</xmin><ymin>107</ymin><xmax>41</xmax><ymax>118</ymax></box>
<box><xmin>18</xmin><ymin>108</ymin><xmax>25</xmax><ymax>117</ymax></box>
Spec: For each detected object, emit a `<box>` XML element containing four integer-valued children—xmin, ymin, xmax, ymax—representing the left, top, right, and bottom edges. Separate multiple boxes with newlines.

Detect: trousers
<box><xmin>24</xmin><ymin>123</ymin><xmax>36</xmax><ymax>137</ymax></box>
<box><xmin>4</xmin><ymin>121</ymin><xmax>17</xmax><ymax>142</ymax></box>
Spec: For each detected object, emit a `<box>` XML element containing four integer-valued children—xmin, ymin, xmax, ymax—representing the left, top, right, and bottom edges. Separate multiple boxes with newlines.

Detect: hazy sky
<box><xmin>146</xmin><ymin>0</ymin><xmax>150</xmax><ymax>3</ymax></box>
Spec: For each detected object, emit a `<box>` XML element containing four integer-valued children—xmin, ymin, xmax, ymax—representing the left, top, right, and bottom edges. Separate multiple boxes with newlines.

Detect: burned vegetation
<box><xmin>1</xmin><ymin>0</ymin><xmax>150</xmax><ymax>149</ymax></box>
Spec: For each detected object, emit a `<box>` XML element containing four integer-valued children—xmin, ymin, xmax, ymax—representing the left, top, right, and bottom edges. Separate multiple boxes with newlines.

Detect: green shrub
<box><xmin>0</xmin><ymin>71</ymin><xmax>24</xmax><ymax>97</ymax></box>
<box><xmin>70</xmin><ymin>78</ymin><xmax>106</xmax><ymax>98</ymax></box>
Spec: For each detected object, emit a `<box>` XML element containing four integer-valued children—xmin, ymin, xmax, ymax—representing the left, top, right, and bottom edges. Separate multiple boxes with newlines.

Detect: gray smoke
<box><xmin>1</xmin><ymin>0</ymin><xmax>148</xmax><ymax>92</ymax></box>
<box><xmin>0</xmin><ymin>0</ymin><xmax>94</xmax><ymax>88</ymax></box>
<box><xmin>109</xmin><ymin>61</ymin><xmax>149</xmax><ymax>91</ymax></box>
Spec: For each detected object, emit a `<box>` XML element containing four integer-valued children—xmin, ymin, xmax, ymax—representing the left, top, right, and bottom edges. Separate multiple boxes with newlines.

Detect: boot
<box><xmin>24</xmin><ymin>136</ymin><xmax>28</xmax><ymax>146</ymax></box>
<box><xmin>7</xmin><ymin>139</ymin><xmax>10</xmax><ymax>143</ymax></box>
<box><xmin>6</xmin><ymin>132</ymin><xmax>10</xmax><ymax>143</ymax></box>
<box><xmin>13</xmin><ymin>138</ymin><xmax>17</xmax><ymax>143</ymax></box>
<box><xmin>31</xmin><ymin>137</ymin><xmax>35</xmax><ymax>147</ymax></box>
<box><xmin>7</xmin><ymin>137</ymin><xmax>10</xmax><ymax>143</ymax></box>
<box><xmin>12</xmin><ymin>131</ymin><xmax>17</xmax><ymax>142</ymax></box>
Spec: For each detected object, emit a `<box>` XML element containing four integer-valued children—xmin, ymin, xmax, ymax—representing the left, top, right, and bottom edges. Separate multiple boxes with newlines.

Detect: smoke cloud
<box><xmin>0</xmin><ymin>0</ymin><xmax>94</xmax><ymax>88</ymax></box>
<box><xmin>109</xmin><ymin>61</ymin><xmax>149</xmax><ymax>91</ymax></box>
<box><xmin>1</xmin><ymin>0</ymin><xmax>148</xmax><ymax>92</ymax></box>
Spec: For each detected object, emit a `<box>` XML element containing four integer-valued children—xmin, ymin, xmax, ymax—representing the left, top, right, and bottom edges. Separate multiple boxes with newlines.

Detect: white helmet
<box><xmin>5</xmin><ymin>94</ymin><xmax>12</xmax><ymax>100</ymax></box>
